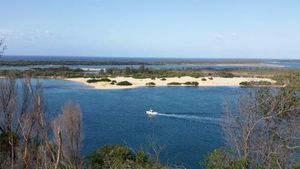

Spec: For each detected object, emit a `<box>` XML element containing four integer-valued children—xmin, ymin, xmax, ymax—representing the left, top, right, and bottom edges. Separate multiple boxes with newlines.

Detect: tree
<box><xmin>53</xmin><ymin>102</ymin><xmax>83</xmax><ymax>169</ymax></box>
<box><xmin>217</xmin><ymin>87</ymin><xmax>300</xmax><ymax>169</ymax></box>
<box><xmin>0</xmin><ymin>76</ymin><xmax>84</xmax><ymax>168</ymax></box>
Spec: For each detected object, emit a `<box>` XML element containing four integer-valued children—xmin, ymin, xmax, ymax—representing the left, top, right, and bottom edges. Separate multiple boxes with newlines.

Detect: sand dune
<box><xmin>66</xmin><ymin>76</ymin><xmax>275</xmax><ymax>90</ymax></box>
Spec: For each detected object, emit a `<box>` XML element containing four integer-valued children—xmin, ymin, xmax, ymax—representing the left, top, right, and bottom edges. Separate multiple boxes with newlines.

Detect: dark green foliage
<box><xmin>89</xmin><ymin>145</ymin><xmax>162</xmax><ymax>169</ymax></box>
<box><xmin>184</xmin><ymin>81</ymin><xmax>199</xmax><ymax>86</ymax></box>
<box><xmin>167</xmin><ymin>82</ymin><xmax>181</xmax><ymax>86</ymax></box>
<box><xmin>98</xmin><ymin>78</ymin><xmax>112</xmax><ymax>82</ymax></box>
<box><xmin>239</xmin><ymin>81</ymin><xmax>272</xmax><ymax>87</ymax></box>
<box><xmin>87</xmin><ymin>79</ymin><xmax>99</xmax><ymax>83</ymax></box>
<box><xmin>0</xmin><ymin>132</ymin><xmax>18</xmax><ymax>165</ymax></box>
<box><xmin>239</xmin><ymin>81</ymin><xmax>250</xmax><ymax>86</ymax></box>
<box><xmin>0</xmin><ymin>67</ymin><xmax>85</xmax><ymax>78</ymax></box>
<box><xmin>116</xmin><ymin>81</ymin><xmax>133</xmax><ymax>86</ymax></box>
<box><xmin>217</xmin><ymin>71</ymin><xmax>235</xmax><ymax>78</ymax></box>
<box><xmin>204</xmin><ymin>149</ymin><xmax>248</xmax><ymax>169</ymax></box>
<box><xmin>110</xmin><ymin>80</ymin><xmax>117</xmax><ymax>85</ymax></box>
<box><xmin>208</xmin><ymin>77</ymin><xmax>213</xmax><ymax>80</ymax></box>
<box><xmin>201</xmin><ymin>78</ymin><xmax>207</xmax><ymax>81</ymax></box>
<box><xmin>87</xmin><ymin>78</ymin><xmax>111</xmax><ymax>83</ymax></box>
<box><xmin>146</xmin><ymin>82</ymin><xmax>156</xmax><ymax>86</ymax></box>
<box><xmin>160</xmin><ymin>78</ymin><xmax>166</xmax><ymax>81</ymax></box>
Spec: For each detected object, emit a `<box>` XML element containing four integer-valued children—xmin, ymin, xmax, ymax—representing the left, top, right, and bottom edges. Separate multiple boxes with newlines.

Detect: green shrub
<box><xmin>208</xmin><ymin>77</ymin><xmax>213</xmax><ymax>80</ymax></box>
<box><xmin>87</xmin><ymin>78</ymin><xmax>111</xmax><ymax>83</ymax></box>
<box><xmin>89</xmin><ymin>145</ymin><xmax>133</xmax><ymax>169</ymax></box>
<box><xmin>218</xmin><ymin>72</ymin><xmax>235</xmax><ymax>78</ymax></box>
<box><xmin>161</xmin><ymin>78</ymin><xmax>167</xmax><ymax>81</ymax></box>
<box><xmin>201</xmin><ymin>78</ymin><xmax>207</xmax><ymax>81</ymax></box>
<box><xmin>184</xmin><ymin>81</ymin><xmax>199</xmax><ymax>86</ymax></box>
<box><xmin>87</xmin><ymin>78</ymin><xmax>99</xmax><ymax>83</ymax></box>
<box><xmin>98</xmin><ymin>78</ymin><xmax>111</xmax><ymax>82</ymax></box>
<box><xmin>167</xmin><ymin>82</ymin><xmax>181</xmax><ymax>86</ymax></box>
<box><xmin>116</xmin><ymin>81</ymin><xmax>133</xmax><ymax>86</ymax></box>
<box><xmin>110</xmin><ymin>80</ymin><xmax>117</xmax><ymax>85</ymax></box>
<box><xmin>89</xmin><ymin>145</ymin><xmax>161</xmax><ymax>169</ymax></box>
<box><xmin>204</xmin><ymin>149</ymin><xmax>248</xmax><ymax>169</ymax></box>
<box><xmin>239</xmin><ymin>81</ymin><xmax>251</xmax><ymax>86</ymax></box>
<box><xmin>239</xmin><ymin>81</ymin><xmax>272</xmax><ymax>87</ymax></box>
<box><xmin>146</xmin><ymin>82</ymin><xmax>156</xmax><ymax>86</ymax></box>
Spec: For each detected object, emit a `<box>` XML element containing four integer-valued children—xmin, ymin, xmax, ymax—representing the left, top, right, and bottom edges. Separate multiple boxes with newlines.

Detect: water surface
<box><xmin>38</xmin><ymin>79</ymin><xmax>244</xmax><ymax>168</ymax></box>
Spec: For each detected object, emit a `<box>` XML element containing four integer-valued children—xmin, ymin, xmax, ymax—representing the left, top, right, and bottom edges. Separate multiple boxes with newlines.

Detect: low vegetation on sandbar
<box><xmin>183</xmin><ymin>81</ymin><xmax>199</xmax><ymax>86</ymax></box>
<box><xmin>87</xmin><ymin>77</ymin><xmax>111</xmax><ymax>83</ymax></box>
<box><xmin>239</xmin><ymin>80</ymin><xmax>272</xmax><ymax>87</ymax></box>
<box><xmin>116</xmin><ymin>81</ymin><xmax>133</xmax><ymax>86</ymax></box>
<box><xmin>167</xmin><ymin>82</ymin><xmax>182</xmax><ymax>86</ymax></box>
<box><xmin>146</xmin><ymin>82</ymin><xmax>156</xmax><ymax>86</ymax></box>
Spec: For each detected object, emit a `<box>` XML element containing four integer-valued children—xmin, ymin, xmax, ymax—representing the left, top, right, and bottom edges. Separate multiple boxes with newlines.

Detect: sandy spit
<box><xmin>65</xmin><ymin>76</ymin><xmax>276</xmax><ymax>90</ymax></box>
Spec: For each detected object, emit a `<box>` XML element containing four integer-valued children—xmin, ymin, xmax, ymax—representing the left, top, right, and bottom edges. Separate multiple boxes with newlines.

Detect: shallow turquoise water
<box><xmin>38</xmin><ymin>79</ymin><xmax>242</xmax><ymax>168</ymax></box>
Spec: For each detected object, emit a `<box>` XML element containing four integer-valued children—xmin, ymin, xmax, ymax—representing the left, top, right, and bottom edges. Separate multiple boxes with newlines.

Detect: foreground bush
<box><xmin>89</xmin><ymin>145</ymin><xmax>165</xmax><ymax>169</ymax></box>
<box><xmin>116</xmin><ymin>81</ymin><xmax>133</xmax><ymax>86</ymax></box>
<box><xmin>204</xmin><ymin>149</ymin><xmax>248</xmax><ymax>169</ymax></box>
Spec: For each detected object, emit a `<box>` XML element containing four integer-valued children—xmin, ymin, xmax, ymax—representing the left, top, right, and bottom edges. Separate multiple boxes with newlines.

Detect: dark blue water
<box><xmin>34</xmin><ymin>79</ymin><xmax>244</xmax><ymax>168</ymax></box>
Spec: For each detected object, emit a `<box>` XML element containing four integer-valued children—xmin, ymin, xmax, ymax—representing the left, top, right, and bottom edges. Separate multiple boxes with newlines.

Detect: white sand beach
<box><xmin>66</xmin><ymin>76</ymin><xmax>276</xmax><ymax>89</ymax></box>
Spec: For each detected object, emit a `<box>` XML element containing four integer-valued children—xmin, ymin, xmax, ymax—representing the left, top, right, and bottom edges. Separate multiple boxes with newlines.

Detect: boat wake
<box><xmin>156</xmin><ymin>113</ymin><xmax>223</xmax><ymax>124</ymax></box>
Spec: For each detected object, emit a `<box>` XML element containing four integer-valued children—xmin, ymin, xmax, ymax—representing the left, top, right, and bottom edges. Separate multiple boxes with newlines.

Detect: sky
<box><xmin>0</xmin><ymin>0</ymin><xmax>300</xmax><ymax>59</ymax></box>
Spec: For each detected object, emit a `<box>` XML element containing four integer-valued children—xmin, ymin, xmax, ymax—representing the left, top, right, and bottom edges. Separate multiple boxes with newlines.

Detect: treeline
<box><xmin>103</xmin><ymin>66</ymin><xmax>236</xmax><ymax>79</ymax></box>
<box><xmin>0</xmin><ymin>67</ymin><xmax>85</xmax><ymax>78</ymax></box>
<box><xmin>4</xmin><ymin>64</ymin><xmax>299</xmax><ymax>80</ymax></box>
<box><xmin>0</xmin><ymin>66</ymin><xmax>237</xmax><ymax>79</ymax></box>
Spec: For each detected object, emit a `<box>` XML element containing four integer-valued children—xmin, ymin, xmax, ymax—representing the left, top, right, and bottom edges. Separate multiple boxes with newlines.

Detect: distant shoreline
<box><xmin>65</xmin><ymin>76</ymin><xmax>276</xmax><ymax>90</ymax></box>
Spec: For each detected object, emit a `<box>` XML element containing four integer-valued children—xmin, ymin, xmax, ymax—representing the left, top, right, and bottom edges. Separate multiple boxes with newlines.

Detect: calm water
<box><xmin>33</xmin><ymin>79</ymin><xmax>244</xmax><ymax>168</ymax></box>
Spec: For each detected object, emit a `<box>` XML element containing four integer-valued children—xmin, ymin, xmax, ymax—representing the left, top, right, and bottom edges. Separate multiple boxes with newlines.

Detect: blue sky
<box><xmin>0</xmin><ymin>0</ymin><xmax>300</xmax><ymax>59</ymax></box>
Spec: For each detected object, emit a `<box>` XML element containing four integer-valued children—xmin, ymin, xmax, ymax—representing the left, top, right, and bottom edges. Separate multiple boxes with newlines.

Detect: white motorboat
<box><xmin>146</xmin><ymin>109</ymin><xmax>158</xmax><ymax>116</ymax></box>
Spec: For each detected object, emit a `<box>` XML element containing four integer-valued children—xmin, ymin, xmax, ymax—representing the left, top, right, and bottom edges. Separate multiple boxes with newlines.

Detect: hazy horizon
<box><xmin>2</xmin><ymin>55</ymin><xmax>300</xmax><ymax>61</ymax></box>
<box><xmin>1</xmin><ymin>0</ymin><xmax>300</xmax><ymax>59</ymax></box>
